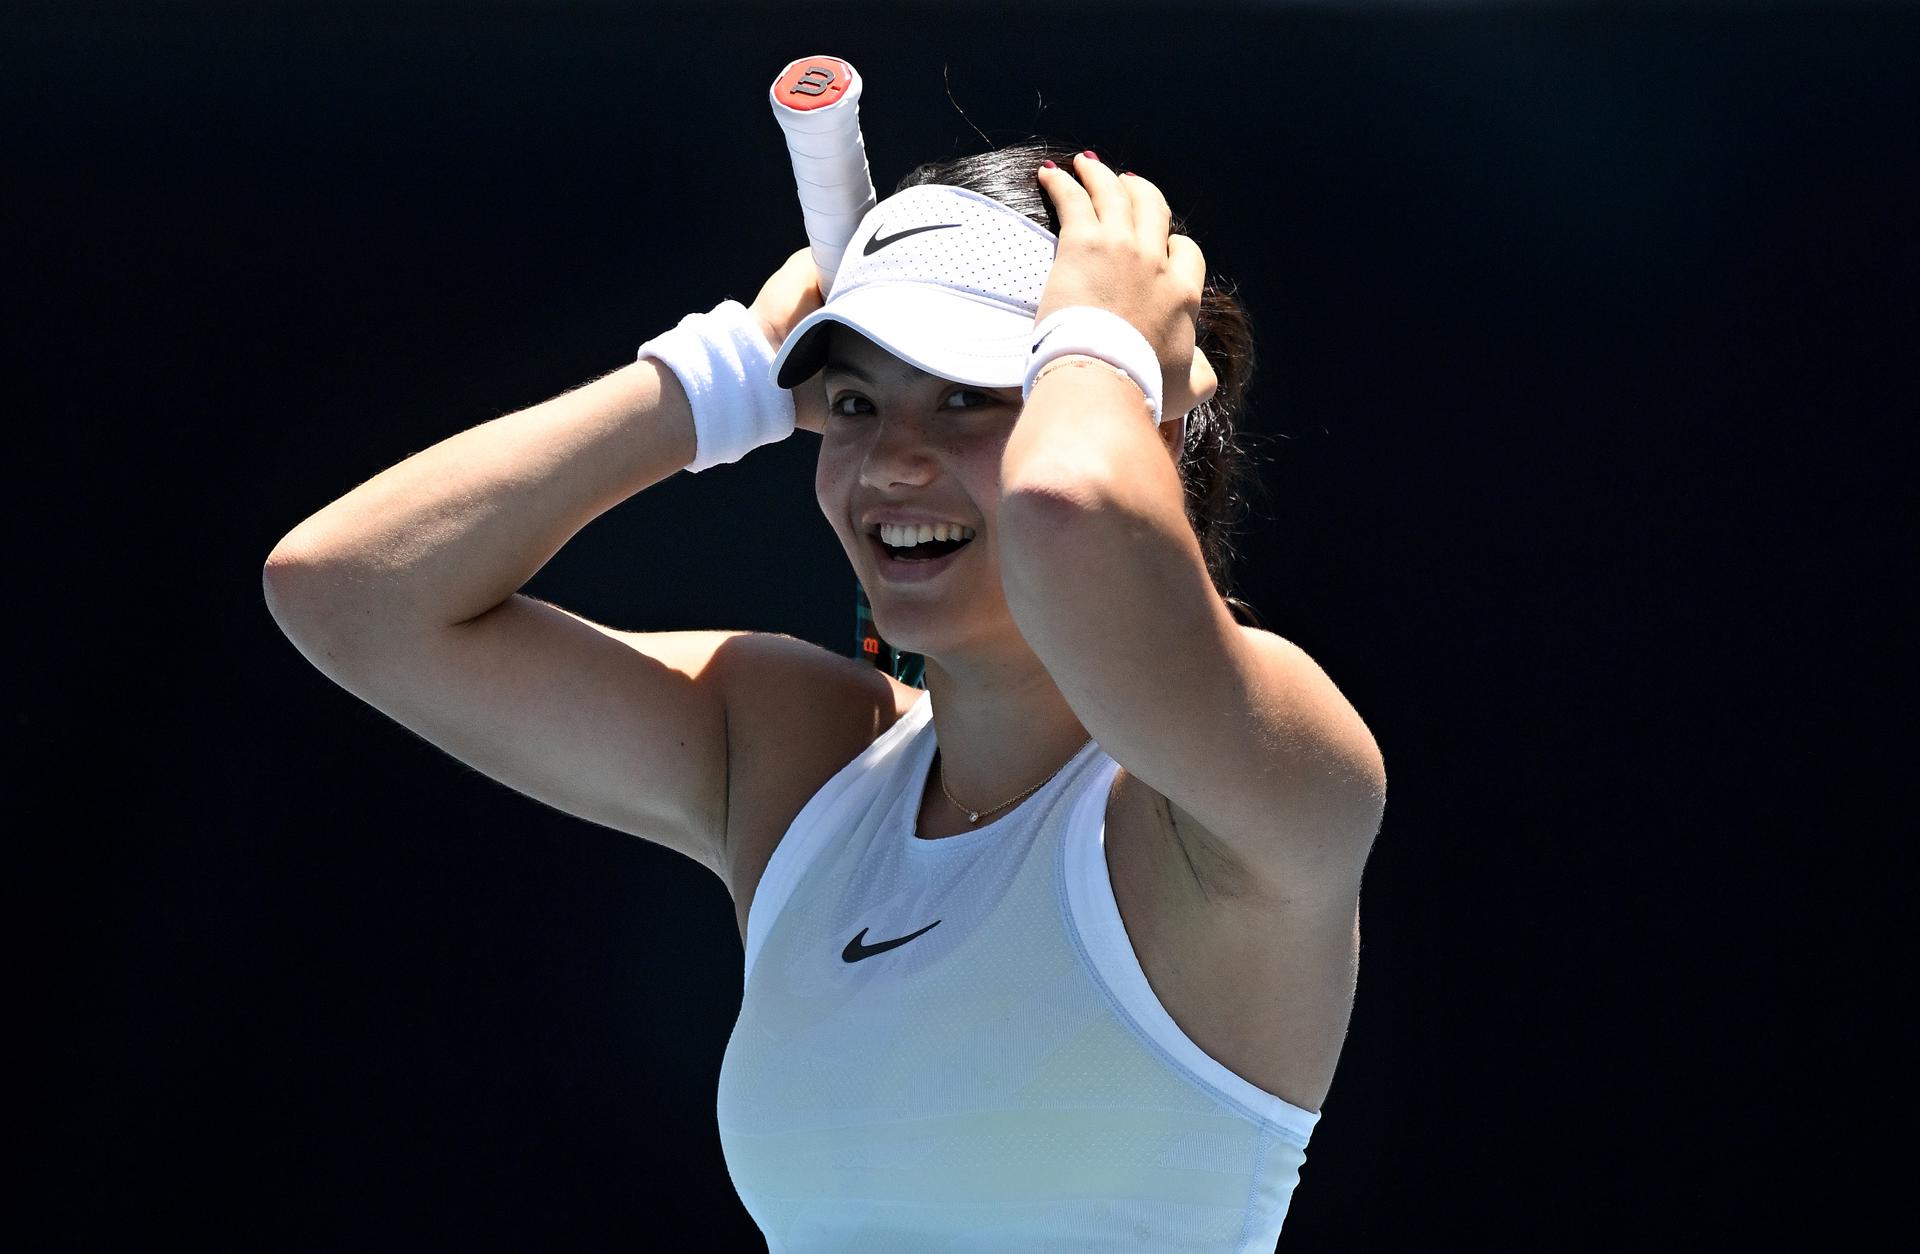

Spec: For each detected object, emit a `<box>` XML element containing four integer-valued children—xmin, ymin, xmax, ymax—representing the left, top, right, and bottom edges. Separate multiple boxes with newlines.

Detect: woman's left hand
<box><xmin>1034</xmin><ymin>152</ymin><xmax>1218</xmax><ymax>432</ymax></box>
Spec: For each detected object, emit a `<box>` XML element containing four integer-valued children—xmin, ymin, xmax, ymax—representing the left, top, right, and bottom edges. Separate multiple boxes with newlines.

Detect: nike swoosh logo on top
<box><xmin>842</xmin><ymin>920</ymin><xmax>943</xmax><ymax>963</ymax></box>
<box><xmin>863</xmin><ymin>222</ymin><xmax>962</xmax><ymax>256</ymax></box>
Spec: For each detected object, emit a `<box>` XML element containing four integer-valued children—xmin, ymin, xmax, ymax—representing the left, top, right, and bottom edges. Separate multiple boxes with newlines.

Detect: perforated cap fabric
<box><xmin>770</xmin><ymin>184</ymin><xmax>1060</xmax><ymax>390</ymax></box>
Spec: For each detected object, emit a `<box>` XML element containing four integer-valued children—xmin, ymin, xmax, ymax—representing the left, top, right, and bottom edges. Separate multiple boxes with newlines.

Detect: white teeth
<box><xmin>878</xmin><ymin>522</ymin><xmax>976</xmax><ymax>548</ymax></box>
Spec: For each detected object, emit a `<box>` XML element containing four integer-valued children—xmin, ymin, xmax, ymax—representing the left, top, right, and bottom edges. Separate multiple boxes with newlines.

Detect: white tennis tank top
<box><xmin>717</xmin><ymin>690</ymin><xmax>1322</xmax><ymax>1251</ymax></box>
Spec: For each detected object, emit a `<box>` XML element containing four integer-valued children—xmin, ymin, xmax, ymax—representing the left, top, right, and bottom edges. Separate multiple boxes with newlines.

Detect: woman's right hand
<box><xmin>750</xmin><ymin>246</ymin><xmax>831</xmax><ymax>435</ymax></box>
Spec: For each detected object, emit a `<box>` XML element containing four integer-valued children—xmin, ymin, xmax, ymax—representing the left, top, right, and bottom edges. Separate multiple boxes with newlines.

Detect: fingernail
<box><xmin>1120</xmin><ymin>171</ymin><xmax>1134</xmax><ymax>177</ymax></box>
<box><xmin>1041</xmin><ymin>160</ymin><xmax>1057</xmax><ymax>169</ymax></box>
<box><xmin>1082</xmin><ymin>150</ymin><xmax>1098</xmax><ymax>161</ymax></box>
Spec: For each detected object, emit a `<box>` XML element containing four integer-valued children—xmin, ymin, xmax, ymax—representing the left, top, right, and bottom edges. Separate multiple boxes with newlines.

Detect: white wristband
<box><xmin>1022</xmin><ymin>306</ymin><xmax>1164</xmax><ymax>426</ymax></box>
<box><xmin>636</xmin><ymin>299</ymin><xmax>797</xmax><ymax>474</ymax></box>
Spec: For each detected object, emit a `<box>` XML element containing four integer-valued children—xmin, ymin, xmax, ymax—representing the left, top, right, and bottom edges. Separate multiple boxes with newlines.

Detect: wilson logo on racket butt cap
<box><xmin>775</xmin><ymin>57</ymin><xmax>853</xmax><ymax>108</ymax></box>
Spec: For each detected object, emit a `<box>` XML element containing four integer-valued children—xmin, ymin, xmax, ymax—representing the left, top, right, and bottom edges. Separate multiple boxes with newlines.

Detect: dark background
<box><xmin>8</xmin><ymin>1</ymin><xmax>1910</xmax><ymax>1249</ymax></box>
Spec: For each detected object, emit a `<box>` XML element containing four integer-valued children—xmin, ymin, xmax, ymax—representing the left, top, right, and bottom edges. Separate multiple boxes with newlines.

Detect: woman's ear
<box><xmin>1159</xmin><ymin>414</ymin><xmax>1186</xmax><ymax>462</ymax></box>
<box><xmin>792</xmin><ymin>369</ymin><xmax>830</xmax><ymax>435</ymax></box>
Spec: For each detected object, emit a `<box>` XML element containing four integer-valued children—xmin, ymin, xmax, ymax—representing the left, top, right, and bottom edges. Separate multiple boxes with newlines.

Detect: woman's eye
<box><xmin>828</xmin><ymin>390</ymin><xmax>992</xmax><ymax>418</ymax></box>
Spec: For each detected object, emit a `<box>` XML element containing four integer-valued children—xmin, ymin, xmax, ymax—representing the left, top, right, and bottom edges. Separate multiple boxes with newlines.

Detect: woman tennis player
<box><xmin>265</xmin><ymin>141</ymin><xmax>1385</xmax><ymax>1250</ymax></box>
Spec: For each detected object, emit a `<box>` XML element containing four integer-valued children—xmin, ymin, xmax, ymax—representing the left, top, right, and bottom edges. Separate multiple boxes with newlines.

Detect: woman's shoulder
<box><xmin>719</xmin><ymin>632</ymin><xmax>918</xmax><ymax>825</ymax></box>
<box><xmin>883</xmin><ymin>673</ymin><xmax>928</xmax><ymax>723</ymax></box>
<box><xmin>726</xmin><ymin>628</ymin><xmax>919</xmax><ymax>708</ymax></box>
<box><xmin>721</xmin><ymin>631</ymin><xmax>913</xmax><ymax>740</ymax></box>
<box><xmin>719</xmin><ymin>633</ymin><xmax>920</xmax><ymax>934</ymax></box>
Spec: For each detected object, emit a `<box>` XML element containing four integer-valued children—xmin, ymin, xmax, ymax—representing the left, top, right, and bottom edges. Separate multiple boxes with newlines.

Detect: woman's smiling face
<box><xmin>813</xmin><ymin>325</ymin><xmax>1027</xmax><ymax>657</ymax></box>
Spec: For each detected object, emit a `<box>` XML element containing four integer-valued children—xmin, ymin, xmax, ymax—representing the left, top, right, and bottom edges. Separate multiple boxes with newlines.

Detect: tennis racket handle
<box><xmin>768</xmin><ymin>55</ymin><xmax>877</xmax><ymax>295</ymax></box>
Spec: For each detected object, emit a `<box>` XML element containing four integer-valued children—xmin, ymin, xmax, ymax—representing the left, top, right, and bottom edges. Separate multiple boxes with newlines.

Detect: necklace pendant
<box><xmin>968</xmin><ymin>810</ymin><xmax>980</xmax><ymax>823</ymax></box>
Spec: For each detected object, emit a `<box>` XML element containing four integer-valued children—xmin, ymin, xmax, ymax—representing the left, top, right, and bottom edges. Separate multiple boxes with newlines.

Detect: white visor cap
<box><xmin>770</xmin><ymin>183</ymin><xmax>1061</xmax><ymax>391</ymax></box>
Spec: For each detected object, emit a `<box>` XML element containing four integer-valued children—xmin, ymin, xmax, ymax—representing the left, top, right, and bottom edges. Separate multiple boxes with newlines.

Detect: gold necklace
<box><xmin>936</xmin><ymin>738</ymin><xmax>1092</xmax><ymax>824</ymax></box>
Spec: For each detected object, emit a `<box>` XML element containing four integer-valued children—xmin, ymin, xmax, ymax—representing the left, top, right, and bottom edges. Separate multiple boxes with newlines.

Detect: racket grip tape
<box><xmin>768</xmin><ymin>55</ymin><xmax>878</xmax><ymax>294</ymax></box>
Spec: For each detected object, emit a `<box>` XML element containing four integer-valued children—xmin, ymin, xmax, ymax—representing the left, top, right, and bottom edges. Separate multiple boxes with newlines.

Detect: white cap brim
<box><xmin>771</xmin><ymin>281</ymin><xmax>1038</xmax><ymax>391</ymax></box>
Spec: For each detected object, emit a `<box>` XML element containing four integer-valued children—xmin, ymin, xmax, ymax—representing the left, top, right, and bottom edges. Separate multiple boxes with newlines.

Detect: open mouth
<box><xmin>867</xmin><ymin>531</ymin><xmax>975</xmax><ymax>576</ymax></box>
<box><xmin>879</xmin><ymin>535</ymin><xmax>970</xmax><ymax>561</ymax></box>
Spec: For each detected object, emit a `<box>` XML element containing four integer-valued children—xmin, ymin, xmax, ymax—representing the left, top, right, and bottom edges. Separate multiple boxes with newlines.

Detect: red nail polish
<box><xmin>1120</xmin><ymin>171</ymin><xmax>1134</xmax><ymax>177</ymax></box>
<box><xmin>1082</xmin><ymin>150</ymin><xmax>1098</xmax><ymax>161</ymax></box>
<box><xmin>1041</xmin><ymin>160</ymin><xmax>1057</xmax><ymax>169</ymax></box>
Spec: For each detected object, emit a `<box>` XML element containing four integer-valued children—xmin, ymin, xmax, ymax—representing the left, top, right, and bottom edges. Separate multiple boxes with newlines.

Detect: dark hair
<box><xmin>894</xmin><ymin>140</ymin><xmax>1269</xmax><ymax>629</ymax></box>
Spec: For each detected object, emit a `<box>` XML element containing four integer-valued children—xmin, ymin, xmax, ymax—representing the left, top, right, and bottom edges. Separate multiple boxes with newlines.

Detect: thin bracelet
<box><xmin>1030</xmin><ymin>355</ymin><xmax>1151</xmax><ymax>411</ymax></box>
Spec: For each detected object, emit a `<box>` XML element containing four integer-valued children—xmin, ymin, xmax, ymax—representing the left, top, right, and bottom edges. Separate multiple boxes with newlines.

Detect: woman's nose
<box><xmin>857</xmin><ymin>414</ymin><xmax>940</xmax><ymax>486</ymax></box>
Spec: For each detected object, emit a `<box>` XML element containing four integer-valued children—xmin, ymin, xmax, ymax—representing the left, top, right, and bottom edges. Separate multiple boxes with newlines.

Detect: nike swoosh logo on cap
<box><xmin>842</xmin><ymin>920</ymin><xmax>942</xmax><ymax>962</ymax></box>
<box><xmin>863</xmin><ymin>222</ymin><xmax>962</xmax><ymax>256</ymax></box>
